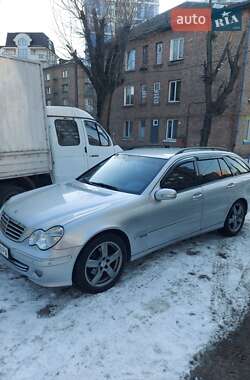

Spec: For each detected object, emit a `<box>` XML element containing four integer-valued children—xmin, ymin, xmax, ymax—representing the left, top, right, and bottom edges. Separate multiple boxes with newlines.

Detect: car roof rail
<box><xmin>175</xmin><ymin>147</ymin><xmax>228</xmax><ymax>155</ymax></box>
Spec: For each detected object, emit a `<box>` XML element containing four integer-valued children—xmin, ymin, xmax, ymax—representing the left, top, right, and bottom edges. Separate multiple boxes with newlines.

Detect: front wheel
<box><xmin>221</xmin><ymin>200</ymin><xmax>246</xmax><ymax>236</ymax></box>
<box><xmin>73</xmin><ymin>233</ymin><xmax>127</xmax><ymax>293</ymax></box>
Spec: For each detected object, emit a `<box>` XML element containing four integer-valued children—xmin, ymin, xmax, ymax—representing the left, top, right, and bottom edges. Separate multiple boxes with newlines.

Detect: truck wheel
<box><xmin>73</xmin><ymin>233</ymin><xmax>126</xmax><ymax>293</ymax></box>
<box><xmin>0</xmin><ymin>184</ymin><xmax>25</xmax><ymax>207</ymax></box>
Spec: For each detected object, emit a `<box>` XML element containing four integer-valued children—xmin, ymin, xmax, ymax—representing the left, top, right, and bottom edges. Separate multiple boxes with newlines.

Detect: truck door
<box><xmin>49</xmin><ymin>118</ymin><xmax>88</xmax><ymax>183</ymax></box>
<box><xmin>83</xmin><ymin>120</ymin><xmax>115</xmax><ymax>168</ymax></box>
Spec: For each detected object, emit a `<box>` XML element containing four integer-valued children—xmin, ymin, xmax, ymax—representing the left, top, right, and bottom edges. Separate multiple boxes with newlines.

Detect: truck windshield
<box><xmin>77</xmin><ymin>154</ymin><xmax>167</xmax><ymax>195</ymax></box>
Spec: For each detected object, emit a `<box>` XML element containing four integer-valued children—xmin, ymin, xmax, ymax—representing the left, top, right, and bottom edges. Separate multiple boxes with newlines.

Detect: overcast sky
<box><xmin>0</xmin><ymin>0</ymin><xmax>185</xmax><ymax>56</ymax></box>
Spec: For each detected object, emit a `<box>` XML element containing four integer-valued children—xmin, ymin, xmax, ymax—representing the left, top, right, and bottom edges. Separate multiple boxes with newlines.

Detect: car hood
<box><xmin>3</xmin><ymin>181</ymin><xmax>137</xmax><ymax>229</ymax></box>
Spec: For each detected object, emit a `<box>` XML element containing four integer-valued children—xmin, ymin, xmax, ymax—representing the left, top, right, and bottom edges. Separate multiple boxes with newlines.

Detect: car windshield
<box><xmin>77</xmin><ymin>154</ymin><xmax>167</xmax><ymax>195</ymax></box>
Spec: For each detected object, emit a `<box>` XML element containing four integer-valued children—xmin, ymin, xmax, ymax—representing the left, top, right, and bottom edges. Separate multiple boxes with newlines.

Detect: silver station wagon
<box><xmin>0</xmin><ymin>147</ymin><xmax>250</xmax><ymax>293</ymax></box>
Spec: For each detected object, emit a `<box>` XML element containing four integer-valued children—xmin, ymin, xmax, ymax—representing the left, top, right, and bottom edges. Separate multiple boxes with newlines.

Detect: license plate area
<box><xmin>0</xmin><ymin>242</ymin><xmax>9</xmax><ymax>259</ymax></box>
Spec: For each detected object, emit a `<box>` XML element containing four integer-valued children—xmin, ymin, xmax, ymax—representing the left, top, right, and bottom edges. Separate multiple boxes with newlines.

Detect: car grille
<box><xmin>0</xmin><ymin>211</ymin><xmax>26</xmax><ymax>241</ymax></box>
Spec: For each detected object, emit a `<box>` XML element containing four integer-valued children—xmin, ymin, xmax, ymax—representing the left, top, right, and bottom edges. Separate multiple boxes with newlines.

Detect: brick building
<box><xmin>43</xmin><ymin>60</ymin><xmax>96</xmax><ymax>115</ymax></box>
<box><xmin>109</xmin><ymin>1</ymin><xmax>250</xmax><ymax>156</ymax></box>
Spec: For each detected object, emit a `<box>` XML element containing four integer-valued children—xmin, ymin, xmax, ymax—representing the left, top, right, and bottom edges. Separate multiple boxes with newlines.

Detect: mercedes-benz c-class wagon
<box><xmin>0</xmin><ymin>147</ymin><xmax>249</xmax><ymax>293</ymax></box>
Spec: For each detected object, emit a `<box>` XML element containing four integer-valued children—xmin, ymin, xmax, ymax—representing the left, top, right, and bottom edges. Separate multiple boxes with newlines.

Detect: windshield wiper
<box><xmin>87</xmin><ymin>181</ymin><xmax>119</xmax><ymax>191</ymax></box>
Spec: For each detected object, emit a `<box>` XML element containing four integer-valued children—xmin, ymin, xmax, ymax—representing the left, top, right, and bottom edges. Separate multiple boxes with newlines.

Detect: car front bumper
<box><xmin>0</xmin><ymin>230</ymin><xmax>81</xmax><ymax>287</ymax></box>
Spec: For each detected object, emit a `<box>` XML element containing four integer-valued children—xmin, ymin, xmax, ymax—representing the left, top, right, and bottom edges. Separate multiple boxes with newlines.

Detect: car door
<box><xmin>145</xmin><ymin>159</ymin><xmax>203</xmax><ymax>250</ymax></box>
<box><xmin>49</xmin><ymin>118</ymin><xmax>88</xmax><ymax>183</ymax></box>
<box><xmin>197</xmin><ymin>157</ymin><xmax>234</xmax><ymax>231</ymax></box>
<box><xmin>83</xmin><ymin>120</ymin><xmax>115</xmax><ymax>168</ymax></box>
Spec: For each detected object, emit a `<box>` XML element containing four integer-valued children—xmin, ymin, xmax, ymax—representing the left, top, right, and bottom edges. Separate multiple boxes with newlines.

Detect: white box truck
<box><xmin>0</xmin><ymin>57</ymin><xmax>121</xmax><ymax>206</ymax></box>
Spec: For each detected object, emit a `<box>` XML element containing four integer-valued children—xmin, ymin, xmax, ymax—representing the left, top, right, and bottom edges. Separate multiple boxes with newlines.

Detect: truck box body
<box><xmin>0</xmin><ymin>57</ymin><xmax>51</xmax><ymax>179</ymax></box>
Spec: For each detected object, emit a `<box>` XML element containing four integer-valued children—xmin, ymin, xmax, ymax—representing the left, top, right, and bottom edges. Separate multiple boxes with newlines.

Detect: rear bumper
<box><xmin>0</xmin><ymin>230</ymin><xmax>81</xmax><ymax>287</ymax></box>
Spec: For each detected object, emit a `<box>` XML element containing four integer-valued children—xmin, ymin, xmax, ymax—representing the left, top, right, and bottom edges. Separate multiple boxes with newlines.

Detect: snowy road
<box><xmin>1</xmin><ymin>217</ymin><xmax>250</xmax><ymax>380</ymax></box>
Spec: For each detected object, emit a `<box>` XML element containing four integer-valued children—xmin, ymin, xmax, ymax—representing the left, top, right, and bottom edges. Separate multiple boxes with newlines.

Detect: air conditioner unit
<box><xmin>153</xmin><ymin>119</ymin><xmax>159</xmax><ymax>127</ymax></box>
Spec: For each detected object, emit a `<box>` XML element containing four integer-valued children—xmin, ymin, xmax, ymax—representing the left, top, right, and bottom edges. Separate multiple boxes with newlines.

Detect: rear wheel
<box><xmin>0</xmin><ymin>184</ymin><xmax>25</xmax><ymax>207</ymax></box>
<box><xmin>221</xmin><ymin>200</ymin><xmax>246</xmax><ymax>236</ymax></box>
<box><xmin>73</xmin><ymin>233</ymin><xmax>126</xmax><ymax>293</ymax></box>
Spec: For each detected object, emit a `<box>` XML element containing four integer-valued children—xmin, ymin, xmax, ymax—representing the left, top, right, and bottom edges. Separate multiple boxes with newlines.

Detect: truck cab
<box><xmin>47</xmin><ymin>106</ymin><xmax>121</xmax><ymax>183</ymax></box>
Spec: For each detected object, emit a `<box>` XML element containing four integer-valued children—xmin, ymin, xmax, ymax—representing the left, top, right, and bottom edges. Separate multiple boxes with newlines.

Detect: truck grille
<box><xmin>0</xmin><ymin>211</ymin><xmax>26</xmax><ymax>241</ymax></box>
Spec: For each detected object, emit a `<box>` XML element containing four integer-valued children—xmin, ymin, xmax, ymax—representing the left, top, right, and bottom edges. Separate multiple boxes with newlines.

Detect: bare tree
<box><xmin>200</xmin><ymin>23</ymin><xmax>247</xmax><ymax>146</ymax></box>
<box><xmin>55</xmin><ymin>0</ymin><xmax>136</xmax><ymax>132</ymax></box>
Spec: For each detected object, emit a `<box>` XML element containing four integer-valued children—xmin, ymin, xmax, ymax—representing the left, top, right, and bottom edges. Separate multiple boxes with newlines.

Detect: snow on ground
<box><xmin>1</xmin><ymin>217</ymin><xmax>250</xmax><ymax>380</ymax></box>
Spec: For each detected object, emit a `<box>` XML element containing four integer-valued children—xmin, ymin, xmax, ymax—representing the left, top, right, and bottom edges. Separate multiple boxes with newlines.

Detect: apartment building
<box><xmin>0</xmin><ymin>33</ymin><xmax>57</xmax><ymax>67</ymax></box>
<box><xmin>110</xmin><ymin>1</ymin><xmax>250</xmax><ymax>156</ymax></box>
<box><xmin>44</xmin><ymin>60</ymin><xmax>96</xmax><ymax>115</ymax></box>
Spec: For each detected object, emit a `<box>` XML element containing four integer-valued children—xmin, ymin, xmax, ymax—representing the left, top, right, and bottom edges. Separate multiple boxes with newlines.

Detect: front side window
<box><xmin>123</xmin><ymin>120</ymin><xmax>133</xmax><ymax>138</ymax></box>
<box><xmin>168</xmin><ymin>80</ymin><xmax>181</xmax><ymax>102</ymax></box>
<box><xmin>85</xmin><ymin>121</ymin><xmax>110</xmax><ymax>146</ymax></box>
<box><xmin>55</xmin><ymin>119</ymin><xmax>80</xmax><ymax>146</ymax></box>
<box><xmin>170</xmin><ymin>38</ymin><xmax>184</xmax><ymax>61</ymax></box>
<box><xmin>218</xmin><ymin>158</ymin><xmax>232</xmax><ymax>178</ymax></box>
<box><xmin>225</xmin><ymin>157</ymin><xmax>250</xmax><ymax>175</ymax></box>
<box><xmin>166</xmin><ymin>119</ymin><xmax>178</xmax><ymax>141</ymax></box>
<box><xmin>197</xmin><ymin>159</ymin><xmax>222</xmax><ymax>184</ymax></box>
<box><xmin>78</xmin><ymin>154</ymin><xmax>167</xmax><ymax>195</ymax></box>
<box><xmin>124</xmin><ymin>86</ymin><xmax>135</xmax><ymax>106</ymax></box>
<box><xmin>156</xmin><ymin>42</ymin><xmax>163</xmax><ymax>65</ymax></box>
<box><xmin>161</xmin><ymin>161</ymin><xmax>197</xmax><ymax>192</ymax></box>
<box><xmin>126</xmin><ymin>49</ymin><xmax>136</xmax><ymax>71</ymax></box>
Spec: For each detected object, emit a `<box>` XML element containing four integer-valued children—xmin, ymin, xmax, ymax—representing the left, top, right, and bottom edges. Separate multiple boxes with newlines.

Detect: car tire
<box><xmin>73</xmin><ymin>233</ymin><xmax>127</xmax><ymax>293</ymax></box>
<box><xmin>0</xmin><ymin>184</ymin><xmax>25</xmax><ymax>207</ymax></box>
<box><xmin>220</xmin><ymin>200</ymin><xmax>247</xmax><ymax>236</ymax></box>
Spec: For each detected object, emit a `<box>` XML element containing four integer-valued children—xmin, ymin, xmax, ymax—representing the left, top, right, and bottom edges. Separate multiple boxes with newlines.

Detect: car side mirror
<box><xmin>154</xmin><ymin>188</ymin><xmax>177</xmax><ymax>201</ymax></box>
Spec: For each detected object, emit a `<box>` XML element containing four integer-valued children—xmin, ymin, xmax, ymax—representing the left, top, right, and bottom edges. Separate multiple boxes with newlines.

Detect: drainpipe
<box><xmin>232</xmin><ymin>15</ymin><xmax>250</xmax><ymax>152</ymax></box>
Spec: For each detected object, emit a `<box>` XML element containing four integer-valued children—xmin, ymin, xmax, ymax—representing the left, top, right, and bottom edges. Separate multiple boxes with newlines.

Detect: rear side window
<box><xmin>197</xmin><ymin>159</ymin><xmax>221</xmax><ymax>184</ymax></box>
<box><xmin>161</xmin><ymin>161</ymin><xmax>197</xmax><ymax>192</ymax></box>
<box><xmin>55</xmin><ymin>119</ymin><xmax>80</xmax><ymax>146</ymax></box>
<box><xmin>85</xmin><ymin>121</ymin><xmax>111</xmax><ymax>146</ymax></box>
<box><xmin>225</xmin><ymin>157</ymin><xmax>250</xmax><ymax>175</ymax></box>
<box><xmin>218</xmin><ymin>158</ymin><xmax>232</xmax><ymax>179</ymax></box>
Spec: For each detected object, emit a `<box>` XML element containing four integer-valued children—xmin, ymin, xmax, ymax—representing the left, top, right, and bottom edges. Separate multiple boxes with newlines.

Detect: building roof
<box><xmin>5</xmin><ymin>32</ymin><xmax>55</xmax><ymax>53</ymax></box>
<box><xmin>129</xmin><ymin>0</ymin><xmax>250</xmax><ymax>40</ymax></box>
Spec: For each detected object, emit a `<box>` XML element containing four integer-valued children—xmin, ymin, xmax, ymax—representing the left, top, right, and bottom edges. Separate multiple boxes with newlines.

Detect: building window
<box><xmin>123</xmin><ymin>120</ymin><xmax>133</xmax><ymax>138</ymax></box>
<box><xmin>244</xmin><ymin>120</ymin><xmax>250</xmax><ymax>142</ymax></box>
<box><xmin>47</xmin><ymin>100</ymin><xmax>52</xmax><ymax>106</ymax></box>
<box><xmin>62</xmin><ymin>84</ymin><xmax>68</xmax><ymax>93</ymax></box>
<box><xmin>153</xmin><ymin>82</ymin><xmax>160</xmax><ymax>104</ymax></box>
<box><xmin>46</xmin><ymin>73</ymin><xmax>51</xmax><ymax>81</ymax></box>
<box><xmin>124</xmin><ymin>86</ymin><xmax>135</xmax><ymax>106</ymax></box>
<box><xmin>155</xmin><ymin>42</ymin><xmax>163</xmax><ymax>65</ymax></box>
<box><xmin>139</xmin><ymin>120</ymin><xmax>146</xmax><ymax>140</ymax></box>
<box><xmin>63</xmin><ymin>99</ymin><xmax>68</xmax><ymax>106</ymax></box>
<box><xmin>168</xmin><ymin>80</ymin><xmax>181</xmax><ymax>103</ymax></box>
<box><xmin>126</xmin><ymin>49</ymin><xmax>136</xmax><ymax>71</ymax></box>
<box><xmin>166</xmin><ymin>119</ymin><xmax>178</xmax><ymax>142</ymax></box>
<box><xmin>142</xmin><ymin>45</ymin><xmax>148</xmax><ymax>65</ymax></box>
<box><xmin>140</xmin><ymin>84</ymin><xmax>147</xmax><ymax>104</ymax></box>
<box><xmin>170</xmin><ymin>38</ymin><xmax>184</xmax><ymax>61</ymax></box>
<box><xmin>46</xmin><ymin>87</ymin><xmax>51</xmax><ymax>95</ymax></box>
<box><xmin>62</xmin><ymin>70</ymin><xmax>68</xmax><ymax>78</ymax></box>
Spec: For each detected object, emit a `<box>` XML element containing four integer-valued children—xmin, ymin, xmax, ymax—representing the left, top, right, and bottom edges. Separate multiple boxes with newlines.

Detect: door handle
<box><xmin>226</xmin><ymin>183</ymin><xmax>236</xmax><ymax>189</ymax></box>
<box><xmin>90</xmin><ymin>154</ymin><xmax>100</xmax><ymax>158</ymax></box>
<box><xmin>192</xmin><ymin>193</ymin><xmax>203</xmax><ymax>200</ymax></box>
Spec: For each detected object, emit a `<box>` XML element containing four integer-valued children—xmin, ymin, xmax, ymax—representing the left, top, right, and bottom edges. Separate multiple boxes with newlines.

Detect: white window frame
<box><xmin>124</xmin><ymin>86</ymin><xmax>135</xmax><ymax>106</ymax></box>
<box><xmin>123</xmin><ymin>120</ymin><xmax>133</xmax><ymax>138</ymax></box>
<box><xmin>153</xmin><ymin>82</ymin><xmax>161</xmax><ymax>104</ymax></box>
<box><xmin>46</xmin><ymin>87</ymin><xmax>51</xmax><ymax>95</ymax></box>
<box><xmin>62</xmin><ymin>70</ymin><xmax>68</xmax><ymax>78</ymax></box>
<box><xmin>166</xmin><ymin>119</ymin><xmax>178</xmax><ymax>142</ymax></box>
<box><xmin>168</xmin><ymin>80</ymin><xmax>181</xmax><ymax>103</ymax></box>
<box><xmin>156</xmin><ymin>42</ymin><xmax>163</xmax><ymax>65</ymax></box>
<box><xmin>170</xmin><ymin>38</ymin><xmax>184</xmax><ymax>61</ymax></box>
<box><xmin>46</xmin><ymin>73</ymin><xmax>51</xmax><ymax>81</ymax></box>
<box><xmin>126</xmin><ymin>49</ymin><xmax>136</xmax><ymax>71</ymax></box>
<box><xmin>244</xmin><ymin>120</ymin><xmax>250</xmax><ymax>142</ymax></box>
<box><xmin>140</xmin><ymin>84</ymin><xmax>147</xmax><ymax>104</ymax></box>
<box><xmin>47</xmin><ymin>100</ymin><xmax>52</xmax><ymax>106</ymax></box>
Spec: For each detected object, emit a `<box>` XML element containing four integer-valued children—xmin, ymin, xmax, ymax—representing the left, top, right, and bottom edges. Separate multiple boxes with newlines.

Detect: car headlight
<box><xmin>29</xmin><ymin>226</ymin><xmax>64</xmax><ymax>250</ymax></box>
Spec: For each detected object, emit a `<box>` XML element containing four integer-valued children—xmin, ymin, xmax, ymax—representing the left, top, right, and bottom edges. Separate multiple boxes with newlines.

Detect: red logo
<box><xmin>171</xmin><ymin>8</ymin><xmax>212</xmax><ymax>32</ymax></box>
